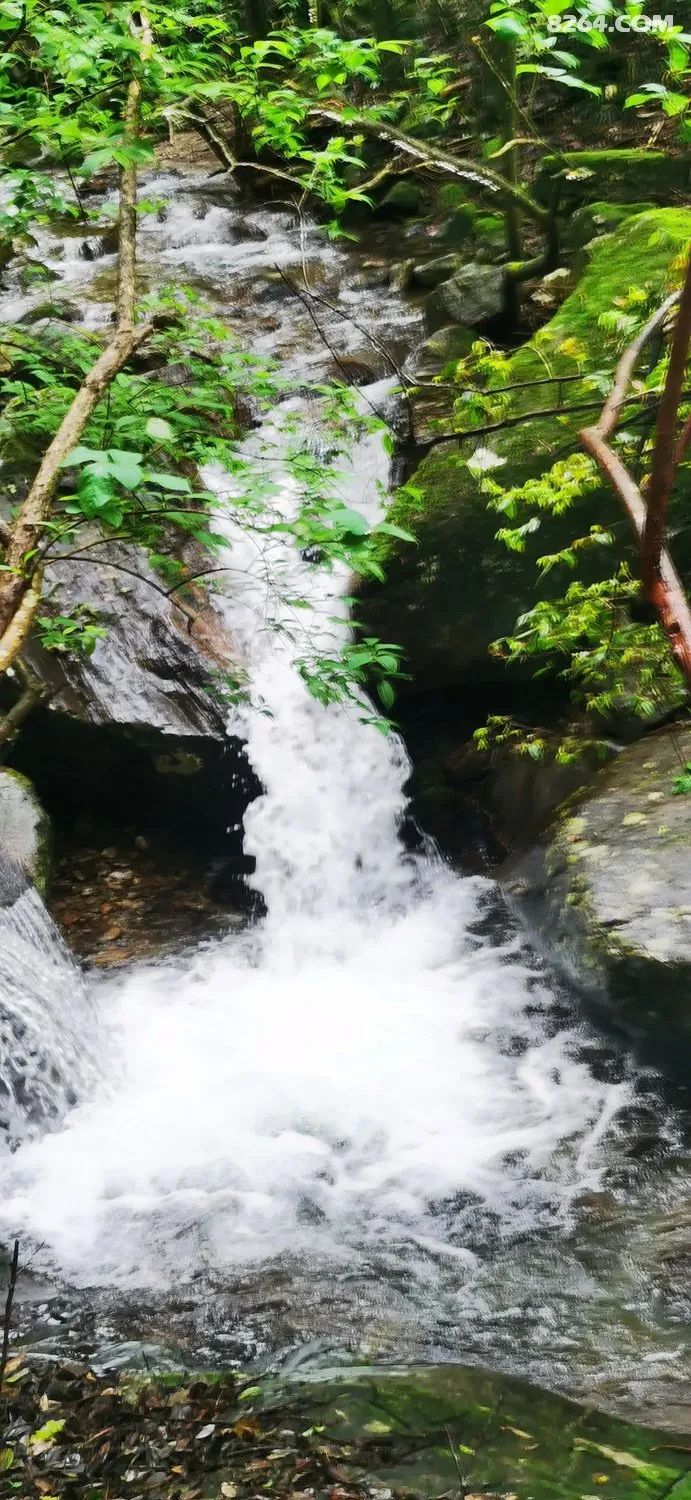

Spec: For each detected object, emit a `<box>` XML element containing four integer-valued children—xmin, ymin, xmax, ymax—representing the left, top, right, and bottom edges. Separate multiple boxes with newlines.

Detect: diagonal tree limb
<box><xmin>307</xmin><ymin>106</ymin><xmax>551</xmax><ymax>229</ymax></box>
<box><xmin>580</xmin><ymin>255</ymin><xmax>691</xmax><ymax>689</ymax></box>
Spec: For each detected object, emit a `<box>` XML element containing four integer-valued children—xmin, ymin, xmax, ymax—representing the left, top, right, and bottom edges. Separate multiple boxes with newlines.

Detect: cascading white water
<box><xmin>0</xmin><ymin>860</ymin><xmax>99</xmax><ymax>1148</ymax></box>
<box><xmin>0</xmin><ymin>383</ymin><xmax>630</xmax><ymax>1289</ymax></box>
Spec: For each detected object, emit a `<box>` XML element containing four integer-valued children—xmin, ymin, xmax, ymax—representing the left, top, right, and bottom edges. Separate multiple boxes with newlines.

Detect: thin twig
<box><xmin>0</xmin><ymin>1240</ymin><xmax>19</xmax><ymax>1389</ymax></box>
<box><xmin>414</xmin><ymin>386</ymin><xmax>686</xmax><ymax>454</ymax></box>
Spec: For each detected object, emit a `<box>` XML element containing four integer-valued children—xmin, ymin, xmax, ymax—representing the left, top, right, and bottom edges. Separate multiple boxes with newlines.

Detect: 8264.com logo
<box><xmin>547</xmin><ymin>10</ymin><xmax>675</xmax><ymax>29</ymax></box>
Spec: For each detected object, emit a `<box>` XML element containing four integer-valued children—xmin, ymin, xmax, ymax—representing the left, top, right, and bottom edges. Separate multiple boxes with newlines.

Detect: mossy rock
<box><xmin>277</xmin><ymin>1364</ymin><xmax>691</xmax><ymax>1499</ymax></box>
<box><xmin>536</xmin><ymin>148</ymin><xmax>691</xmax><ymax>207</ymax></box>
<box><xmin>439</xmin><ymin>202</ymin><xmax>480</xmax><ymax>247</ymax></box>
<box><xmin>409</xmin><ymin>252</ymin><xmax>463</xmax><ymax>289</ymax></box>
<box><xmin>568</xmin><ymin>199</ymin><xmax>657</xmax><ymax>249</ymax></box>
<box><xmin>502</xmin><ymin>723</ymin><xmax>691</xmax><ymax>1056</ymax></box>
<box><xmin>18</xmin><ymin>297</ymin><xmax>82</xmax><ymax>324</ymax></box>
<box><xmin>377</xmin><ymin>179</ymin><xmax>424</xmax><ymax>216</ymax></box>
<box><xmin>0</xmin><ymin>767</ymin><xmax>52</xmax><ymax>895</ymax></box>
<box><xmin>359</xmin><ymin>208</ymin><xmax>691</xmax><ymax>692</ymax></box>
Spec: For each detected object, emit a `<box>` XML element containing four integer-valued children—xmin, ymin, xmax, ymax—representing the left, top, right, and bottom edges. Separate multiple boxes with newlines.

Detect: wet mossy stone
<box><xmin>502</xmin><ymin>723</ymin><xmax>691</xmax><ymax>1056</ymax></box>
<box><xmin>440</xmin><ymin>202</ymin><xmax>479</xmax><ymax>247</ymax></box>
<box><xmin>536</xmin><ymin>148</ymin><xmax>691</xmax><ymax>207</ymax></box>
<box><xmin>404</xmin><ymin>323</ymin><xmax>475</xmax><ymax>381</ymax></box>
<box><xmin>359</xmin><ymin>207</ymin><xmax>691</xmax><ymax>692</ymax></box>
<box><xmin>276</xmin><ymin>1364</ymin><xmax>691</xmax><ymax>1499</ymax></box>
<box><xmin>18</xmin><ymin>297</ymin><xmax>82</xmax><ymax>324</ymax></box>
<box><xmin>409</xmin><ymin>252</ymin><xmax>463</xmax><ymax>289</ymax></box>
<box><xmin>0</xmin><ymin>767</ymin><xmax>52</xmax><ymax>895</ymax></box>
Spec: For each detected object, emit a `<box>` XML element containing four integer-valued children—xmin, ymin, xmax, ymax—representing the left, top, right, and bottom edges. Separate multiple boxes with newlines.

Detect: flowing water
<box><xmin>1</xmin><ymin>165</ymin><xmax>690</xmax><ymax>1426</ymax></box>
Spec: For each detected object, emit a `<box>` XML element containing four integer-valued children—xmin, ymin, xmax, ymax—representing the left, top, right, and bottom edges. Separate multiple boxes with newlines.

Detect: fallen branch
<box><xmin>0</xmin><ymin>679</ymin><xmax>46</xmax><ymax>748</ymax></box>
<box><xmin>580</xmin><ymin>255</ymin><xmax>691</xmax><ymax>689</ymax></box>
<box><xmin>307</xmin><ymin>107</ymin><xmax>551</xmax><ymax>229</ymax></box>
<box><xmin>642</xmin><ymin>254</ymin><xmax>691</xmax><ymax>594</ymax></box>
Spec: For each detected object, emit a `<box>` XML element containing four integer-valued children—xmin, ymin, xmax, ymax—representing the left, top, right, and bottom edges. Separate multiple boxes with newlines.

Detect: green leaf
<box><xmin>377</xmin><ymin>679</ymin><xmax>395</xmax><ymax>710</ymax></box>
<box><xmin>145</xmin><ymin>471</ymin><xmax>192</xmax><ymax>493</ymax></box>
<box><xmin>29</xmin><ymin>1420</ymin><xmax>65</xmax><ymax>1446</ymax></box>
<box><xmin>486</xmin><ymin>13</ymin><xmax>528</xmax><ymax>37</ymax></box>
<box><xmin>376</xmin><ymin>521</ymin><xmax>415</xmax><ymax>543</ymax></box>
<box><xmin>238</xmin><ymin>1385</ymin><xmax>262</xmax><ymax>1401</ymax></box>
<box><xmin>60</xmin><ymin>445</ymin><xmax>103</xmax><ymax>467</ymax></box>
<box><xmin>331</xmin><ymin>506</ymin><xmax>370</xmax><ymax>536</ymax></box>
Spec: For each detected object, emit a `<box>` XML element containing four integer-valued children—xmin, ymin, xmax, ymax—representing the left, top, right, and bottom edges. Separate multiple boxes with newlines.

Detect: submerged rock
<box><xmin>281</xmin><ymin>1363</ymin><xmax>691</xmax><ymax>1490</ymax></box>
<box><xmin>502</xmin><ymin>725</ymin><xmax>691</xmax><ymax>1051</ymax></box>
<box><xmin>0</xmin><ymin>767</ymin><xmax>51</xmax><ymax>895</ymax></box>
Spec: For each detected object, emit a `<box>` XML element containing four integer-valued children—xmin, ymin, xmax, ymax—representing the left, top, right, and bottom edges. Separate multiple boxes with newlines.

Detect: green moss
<box><xmin>568</xmin><ymin>200</ymin><xmax>657</xmax><ymax>249</ymax></box>
<box><xmin>536</xmin><ymin>148</ymin><xmax>691</xmax><ymax>205</ymax></box>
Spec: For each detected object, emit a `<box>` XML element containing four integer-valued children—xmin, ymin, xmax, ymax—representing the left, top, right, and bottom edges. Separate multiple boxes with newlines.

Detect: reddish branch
<box><xmin>580</xmin><ymin>251</ymin><xmax>691</xmax><ymax>689</ymax></box>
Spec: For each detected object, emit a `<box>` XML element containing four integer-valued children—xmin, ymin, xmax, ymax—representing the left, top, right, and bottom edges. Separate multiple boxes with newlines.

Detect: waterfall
<box><xmin>0</xmin><ymin>388</ymin><xmax>630</xmax><ymax>1289</ymax></box>
<box><xmin>0</xmin><ymin>855</ymin><xmax>99</xmax><ymax>1149</ymax></box>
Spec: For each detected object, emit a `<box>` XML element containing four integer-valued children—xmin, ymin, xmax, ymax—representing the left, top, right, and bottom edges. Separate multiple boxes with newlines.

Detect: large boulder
<box><xmin>502</xmin><ymin>725</ymin><xmax>691</xmax><ymax>1051</ymax></box>
<box><xmin>360</xmin><ymin>208</ymin><xmax>691</xmax><ymax>692</ymax></box>
<box><xmin>0</xmin><ymin>768</ymin><xmax>51</xmax><ymax>894</ymax></box>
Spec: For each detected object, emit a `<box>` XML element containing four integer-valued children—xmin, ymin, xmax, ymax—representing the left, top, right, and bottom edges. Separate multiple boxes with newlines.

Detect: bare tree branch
<box><xmin>642</xmin><ymin>254</ymin><xmax>691</xmax><ymax>594</ymax></box>
<box><xmin>580</xmin><ymin>254</ymin><xmax>691</xmax><ymax>689</ymax></box>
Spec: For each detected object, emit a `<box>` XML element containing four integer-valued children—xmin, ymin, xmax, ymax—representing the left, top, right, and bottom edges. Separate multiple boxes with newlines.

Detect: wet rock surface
<box><xmin>0</xmin><ymin>768</ymin><xmax>51</xmax><ymax>894</ymax></box>
<box><xmin>502</xmin><ymin>724</ymin><xmax>691</xmax><ymax>1054</ymax></box>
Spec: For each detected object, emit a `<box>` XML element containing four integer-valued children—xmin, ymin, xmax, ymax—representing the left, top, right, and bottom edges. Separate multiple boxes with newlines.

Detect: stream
<box><xmin>0</xmin><ymin>160</ymin><xmax>690</xmax><ymax>1430</ymax></box>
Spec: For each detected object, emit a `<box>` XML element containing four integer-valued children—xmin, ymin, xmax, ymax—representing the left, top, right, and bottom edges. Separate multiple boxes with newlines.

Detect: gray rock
<box><xmin>0</xmin><ymin>768</ymin><xmax>51</xmax><ymax>894</ymax></box>
<box><xmin>410</xmin><ymin>253</ymin><xmax>462</xmax><ymax>289</ymax></box>
<box><xmin>23</xmin><ymin>541</ymin><xmax>231</xmax><ymax>742</ymax></box>
<box><xmin>502</xmin><ymin>725</ymin><xmax>691</xmax><ymax>1051</ymax></box>
<box><xmin>404</xmin><ymin>324</ymin><xmax>475</xmax><ymax>382</ymax></box>
<box><xmin>424</xmin><ymin>262</ymin><xmax>506</xmax><ymax>333</ymax></box>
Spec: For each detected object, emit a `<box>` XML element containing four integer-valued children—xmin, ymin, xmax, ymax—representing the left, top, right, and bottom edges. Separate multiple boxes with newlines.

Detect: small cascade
<box><xmin>0</xmin><ymin>856</ymin><xmax>100</xmax><ymax>1149</ymax></box>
